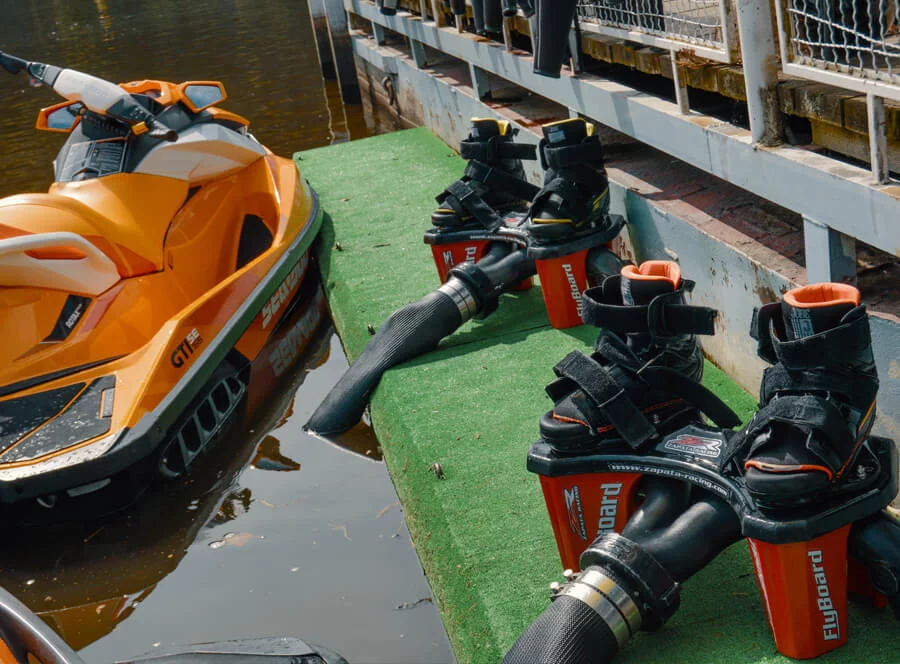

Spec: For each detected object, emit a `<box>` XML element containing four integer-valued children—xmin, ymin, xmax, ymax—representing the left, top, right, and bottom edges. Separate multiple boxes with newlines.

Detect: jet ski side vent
<box><xmin>158</xmin><ymin>374</ymin><xmax>246</xmax><ymax>479</ymax></box>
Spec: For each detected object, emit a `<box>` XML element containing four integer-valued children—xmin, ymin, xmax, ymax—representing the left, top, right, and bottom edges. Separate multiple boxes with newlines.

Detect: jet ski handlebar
<box><xmin>0</xmin><ymin>51</ymin><xmax>178</xmax><ymax>142</ymax></box>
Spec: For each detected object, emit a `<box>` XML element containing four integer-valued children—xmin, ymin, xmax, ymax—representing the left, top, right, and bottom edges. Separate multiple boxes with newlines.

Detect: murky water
<box><xmin>0</xmin><ymin>2</ymin><xmax>453</xmax><ymax>663</ymax></box>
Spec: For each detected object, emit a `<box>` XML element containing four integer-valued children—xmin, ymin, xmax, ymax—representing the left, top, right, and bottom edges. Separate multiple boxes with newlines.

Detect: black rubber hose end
<box><xmin>304</xmin><ymin>290</ymin><xmax>465</xmax><ymax>435</ymax></box>
<box><xmin>502</xmin><ymin>595</ymin><xmax>619</xmax><ymax>664</ymax></box>
<box><xmin>849</xmin><ymin>510</ymin><xmax>900</xmax><ymax>619</ymax></box>
<box><xmin>533</xmin><ymin>0</ymin><xmax>578</xmax><ymax>78</ymax></box>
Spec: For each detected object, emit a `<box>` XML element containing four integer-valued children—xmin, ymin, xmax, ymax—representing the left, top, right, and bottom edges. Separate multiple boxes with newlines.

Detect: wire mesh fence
<box><xmin>576</xmin><ymin>0</ymin><xmax>726</xmax><ymax>49</ymax></box>
<box><xmin>784</xmin><ymin>0</ymin><xmax>900</xmax><ymax>82</ymax></box>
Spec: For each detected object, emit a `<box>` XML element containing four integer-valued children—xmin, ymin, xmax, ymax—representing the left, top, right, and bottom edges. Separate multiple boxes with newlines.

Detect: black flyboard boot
<box><xmin>540</xmin><ymin>260</ymin><xmax>741</xmax><ymax>453</ymax></box>
<box><xmin>733</xmin><ymin>283</ymin><xmax>880</xmax><ymax>504</ymax></box>
<box><xmin>432</xmin><ymin>118</ymin><xmax>539</xmax><ymax>231</ymax></box>
<box><xmin>525</xmin><ymin>118</ymin><xmax>611</xmax><ymax>241</ymax></box>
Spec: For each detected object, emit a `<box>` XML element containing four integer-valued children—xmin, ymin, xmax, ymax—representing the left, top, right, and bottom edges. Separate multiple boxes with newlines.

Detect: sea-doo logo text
<box><xmin>171</xmin><ymin>328</ymin><xmax>202</xmax><ymax>368</ymax></box>
<box><xmin>597</xmin><ymin>483</ymin><xmax>622</xmax><ymax>535</ymax></box>
<box><xmin>262</xmin><ymin>256</ymin><xmax>308</xmax><ymax>329</ymax></box>
<box><xmin>563</xmin><ymin>486</ymin><xmax>588</xmax><ymax>541</ymax></box>
<box><xmin>563</xmin><ymin>264</ymin><xmax>583</xmax><ymax>317</ymax></box>
<box><xmin>808</xmin><ymin>550</ymin><xmax>840</xmax><ymax>641</ymax></box>
<box><xmin>269</xmin><ymin>290</ymin><xmax>326</xmax><ymax>376</ymax></box>
<box><xmin>443</xmin><ymin>250</ymin><xmax>454</xmax><ymax>267</ymax></box>
<box><xmin>664</xmin><ymin>434</ymin><xmax>723</xmax><ymax>459</ymax></box>
<box><xmin>465</xmin><ymin>245</ymin><xmax>478</xmax><ymax>262</ymax></box>
<box><xmin>65</xmin><ymin>303</ymin><xmax>84</xmax><ymax>329</ymax></box>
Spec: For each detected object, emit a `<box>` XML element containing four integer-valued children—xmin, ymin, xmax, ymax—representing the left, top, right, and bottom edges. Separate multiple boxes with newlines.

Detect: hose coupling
<box><xmin>438</xmin><ymin>276</ymin><xmax>479</xmax><ymax>320</ymax></box>
<box><xmin>550</xmin><ymin>566</ymin><xmax>643</xmax><ymax>648</ymax></box>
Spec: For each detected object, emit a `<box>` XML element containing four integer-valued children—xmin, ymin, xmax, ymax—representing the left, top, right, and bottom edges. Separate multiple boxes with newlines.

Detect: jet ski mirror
<box><xmin>36</xmin><ymin>101</ymin><xmax>82</xmax><ymax>133</ymax></box>
<box><xmin>178</xmin><ymin>81</ymin><xmax>227</xmax><ymax>112</ymax></box>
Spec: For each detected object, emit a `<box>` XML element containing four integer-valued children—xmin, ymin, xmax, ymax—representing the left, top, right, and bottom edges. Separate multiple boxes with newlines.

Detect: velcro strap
<box><xmin>542</xmin><ymin>140</ymin><xmax>604</xmax><ymax>170</ymax></box>
<box><xmin>465</xmin><ymin>160</ymin><xmax>540</xmax><ymax>201</ymax></box>
<box><xmin>552</xmin><ymin>351</ymin><xmax>657</xmax><ymax>448</ymax></box>
<box><xmin>443</xmin><ymin>180</ymin><xmax>504</xmax><ymax>231</ymax></box>
<box><xmin>749</xmin><ymin>303</ymin><xmax>781</xmax><ymax>364</ymax></box>
<box><xmin>460</xmin><ymin>138</ymin><xmax>537</xmax><ymax>162</ymax></box>
<box><xmin>532</xmin><ymin>177</ymin><xmax>588</xmax><ymax>215</ymax></box>
<box><xmin>640</xmin><ymin>366</ymin><xmax>742</xmax><ymax>428</ymax></box>
<box><xmin>581</xmin><ymin>284</ymin><xmax>717</xmax><ymax>338</ymax></box>
<box><xmin>759</xmin><ymin>364</ymin><xmax>877</xmax><ymax>406</ymax></box>
<box><xmin>744</xmin><ymin>395</ymin><xmax>855</xmax><ymax>473</ymax></box>
<box><xmin>771</xmin><ymin>309</ymin><xmax>872</xmax><ymax>370</ymax></box>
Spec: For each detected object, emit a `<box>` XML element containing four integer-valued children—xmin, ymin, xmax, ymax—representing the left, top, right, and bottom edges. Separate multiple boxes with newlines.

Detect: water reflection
<box><xmin>251</xmin><ymin>436</ymin><xmax>301</xmax><ymax>472</ymax></box>
<box><xmin>0</xmin><ymin>0</ymin><xmax>369</xmax><ymax>199</ymax></box>
<box><xmin>0</xmin><ymin>2</ymin><xmax>451</xmax><ymax>661</ymax></box>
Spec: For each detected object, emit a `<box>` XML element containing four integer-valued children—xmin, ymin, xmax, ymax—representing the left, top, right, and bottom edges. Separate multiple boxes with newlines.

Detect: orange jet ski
<box><xmin>0</xmin><ymin>52</ymin><xmax>324</xmax><ymax>513</ymax></box>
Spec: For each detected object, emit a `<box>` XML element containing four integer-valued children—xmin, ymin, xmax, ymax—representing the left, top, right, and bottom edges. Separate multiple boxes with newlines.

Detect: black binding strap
<box><xmin>530</xmin><ymin>177</ymin><xmax>588</xmax><ymax>217</ymax></box>
<box><xmin>541</xmin><ymin>140</ymin><xmax>604</xmax><ymax>170</ymax></box>
<box><xmin>759</xmin><ymin>364</ymin><xmax>877</xmax><ymax>407</ymax></box>
<box><xmin>552</xmin><ymin>350</ymin><xmax>657</xmax><ymax>448</ymax></box>
<box><xmin>640</xmin><ymin>366</ymin><xmax>741</xmax><ymax>429</ymax></box>
<box><xmin>741</xmin><ymin>394</ymin><xmax>857</xmax><ymax>473</ymax></box>
<box><xmin>460</xmin><ymin>138</ymin><xmax>537</xmax><ymax>162</ymax></box>
<box><xmin>772</xmin><ymin>310</ymin><xmax>871</xmax><ymax>370</ymax></box>
<box><xmin>438</xmin><ymin>180</ymin><xmax>505</xmax><ymax>231</ymax></box>
<box><xmin>581</xmin><ymin>283</ymin><xmax>717</xmax><ymax>339</ymax></box>
<box><xmin>465</xmin><ymin>160</ymin><xmax>540</xmax><ymax>202</ymax></box>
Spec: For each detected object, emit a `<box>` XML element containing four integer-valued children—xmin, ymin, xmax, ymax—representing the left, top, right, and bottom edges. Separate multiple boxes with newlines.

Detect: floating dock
<box><xmin>296</xmin><ymin>128</ymin><xmax>897</xmax><ymax>664</ymax></box>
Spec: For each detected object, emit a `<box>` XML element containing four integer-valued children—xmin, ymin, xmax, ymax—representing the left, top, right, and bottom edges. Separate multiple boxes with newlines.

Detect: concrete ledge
<box><xmin>297</xmin><ymin>127</ymin><xmax>898</xmax><ymax>664</ymax></box>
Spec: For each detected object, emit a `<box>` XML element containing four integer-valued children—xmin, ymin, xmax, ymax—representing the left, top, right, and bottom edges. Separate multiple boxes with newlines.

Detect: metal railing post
<box><xmin>469</xmin><ymin>63</ymin><xmax>492</xmax><ymax>99</ymax></box>
<box><xmin>803</xmin><ymin>217</ymin><xmax>857</xmax><ymax>285</ymax></box>
<box><xmin>735</xmin><ymin>0</ymin><xmax>782</xmax><ymax>145</ymax></box>
<box><xmin>411</xmin><ymin>38</ymin><xmax>428</xmax><ymax>67</ymax></box>
<box><xmin>671</xmin><ymin>51</ymin><xmax>690</xmax><ymax>114</ymax></box>
<box><xmin>323</xmin><ymin>0</ymin><xmax>362</xmax><ymax>104</ymax></box>
<box><xmin>868</xmin><ymin>93</ymin><xmax>890</xmax><ymax>184</ymax></box>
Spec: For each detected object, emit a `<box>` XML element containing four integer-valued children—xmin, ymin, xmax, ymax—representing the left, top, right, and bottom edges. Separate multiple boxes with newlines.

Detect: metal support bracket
<box><xmin>803</xmin><ymin>217</ymin><xmax>857</xmax><ymax>285</ymax></box>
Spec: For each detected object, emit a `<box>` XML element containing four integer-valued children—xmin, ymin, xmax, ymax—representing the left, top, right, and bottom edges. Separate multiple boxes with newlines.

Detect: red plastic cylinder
<box><xmin>430</xmin><ymin>240</ymin><xmax>489</xmax><ymax>283</ymax></box>
<box><xmin>534</xmin><ymin>248</ymin><xmax>590</xmax><ymax>329</ymax></box>
<box><xmin>537</xmin><ymin>472</ymin><xmax>642</xmax><ymax>571</ymax></box>
<box><xmin>429</xmin><ymin>240</ymin><xmax>532</xmax><ymax>291</ymax></box>
<box><xmin>746</xmin><ymin>524</ymin><xmax>852</xmax><ymax>659</ymax></box>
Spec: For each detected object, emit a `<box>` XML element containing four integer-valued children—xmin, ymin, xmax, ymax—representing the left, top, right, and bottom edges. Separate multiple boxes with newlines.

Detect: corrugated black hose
<box><xmin>305</xmin><ymin>243</ymin><xmax>536</xmax><ymax>436</ymax></box>
<box><xmin>503</xmin><ymin>488</ymin><xmax>742</xmax><ymax>664</ymax></box>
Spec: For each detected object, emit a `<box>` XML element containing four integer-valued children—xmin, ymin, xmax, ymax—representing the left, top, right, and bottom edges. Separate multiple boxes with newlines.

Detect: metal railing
<box><xmin>774</xmin><ymin>0</ymin><xmax>900</xmax><ymax>182</ymax></box>
<box><xmin>576</xmin><ymin>0</ymin><xmax>736</xmax><ymax>62</ymax></box>
<box><xmin>777</xmin><ymin>0</ymin><xmax>900</xmax><ymax>91</ymax></box>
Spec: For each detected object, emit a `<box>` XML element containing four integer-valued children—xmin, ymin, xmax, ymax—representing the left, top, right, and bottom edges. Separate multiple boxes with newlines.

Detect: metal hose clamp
<box><xmin>556</xmin><ymin>568</ymin><xmax>641</xmax><ymax>648</ymax></box>
<box><xmin>439</xmin><ymin>277</ymin><xmax>479</xmax><ymax>319</ymax></box>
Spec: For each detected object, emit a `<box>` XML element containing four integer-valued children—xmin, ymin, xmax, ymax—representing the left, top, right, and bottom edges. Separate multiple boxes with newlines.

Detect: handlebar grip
<box><xmin>0</xmin><ymin>51</ymin><xmax>27</xmax><ymax>75</ymax></box>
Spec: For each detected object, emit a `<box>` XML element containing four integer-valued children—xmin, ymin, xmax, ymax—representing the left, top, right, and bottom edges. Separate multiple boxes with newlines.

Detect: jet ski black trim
<box><xmin>0</xmin><ymin>356</ymin><xmax>124</xmax><ymax>399</ymax></box>
<box><xmin>0</xmin><ymin>189</ymin><xmax>322</xmax><ymax>504</ymax></box>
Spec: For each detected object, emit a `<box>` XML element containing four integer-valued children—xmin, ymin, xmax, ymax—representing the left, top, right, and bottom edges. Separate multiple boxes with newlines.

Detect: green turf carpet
<box><xmin>296</xmin><ymin>128</ymin><xmax>896</xmax><ymax>664</ymax></box>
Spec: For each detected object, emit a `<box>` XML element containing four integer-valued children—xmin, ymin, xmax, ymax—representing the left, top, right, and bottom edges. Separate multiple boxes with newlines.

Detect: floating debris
<box><xmin>431</xmin><ymin>463</ymin><xmax>445</xmax><ymax>480</ymax></box>
<box><xmin>395</xmin><ymin>597</ymin><xmax>432</xmax><ymax>611</ymax></box>
<box><xmin>376</xmin><ymin>502</ymin><xmax>400</xmax><ymax>519</ymax></box>
<box><xmin>331</xmin><ymin>524</ymin><xmax>351</xmax><ymax>541</ymax></box>
<box><xmin>208</xmin><ymin>532</ymin><xmax>262</xmax><ymax>549</ymax></box>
